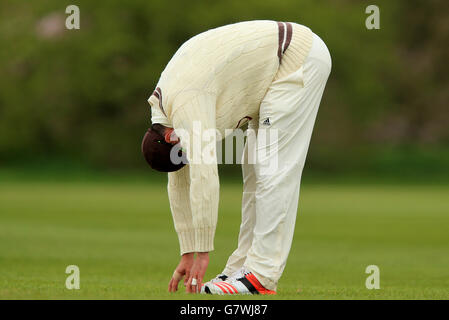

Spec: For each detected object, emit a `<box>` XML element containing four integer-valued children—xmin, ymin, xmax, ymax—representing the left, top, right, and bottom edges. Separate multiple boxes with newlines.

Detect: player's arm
<box><xmin>167</xmin><ymin>165</ymin><xmax>195</xmax><ymax>254</ymax></box>
<box><xmin>170</xmin><ymin>93</ymin><xmax>219</xmax><ymax>292</ymax></box>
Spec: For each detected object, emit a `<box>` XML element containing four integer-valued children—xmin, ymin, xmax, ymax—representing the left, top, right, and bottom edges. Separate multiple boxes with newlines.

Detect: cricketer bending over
<box><xmin>142</xmin><ymin>20</ymin><xmax>331</xmax><ymax>295</ymax></box>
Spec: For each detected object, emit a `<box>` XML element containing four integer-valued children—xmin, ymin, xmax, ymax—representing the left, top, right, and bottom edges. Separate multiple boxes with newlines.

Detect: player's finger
<box><xmin>187</xmin><ymin>273</ymin><xmax>197</xmax><ymax>293</ymax></box>
<box><xmin>184</xmin><ymin>269</ymin><xmax>191</xmax><ymax>287</ymax></box>
<box><xmin>185</xmin><ymin>275</ymin><xmax>192</xmax><ymax>293</ymax></box>
<box><xmin>197</xmin><ymin>275</ymin><xmax>204</xmax><ymax>293</ymax></box>
<box><xmin>197</xmin><ymin>278</ymin><xmax>202</xmax><ymax>293</ymax></box>
<box><xmin>169</xmin><ymin>277</ymin><xmax>178</xmax><ymax>292</ymax></box>
<box><xmin>195</xmin><ymin>269</ymin><xmax>206</xmax><ymax>293</ymax></box>
<box><xmin>190</xmin><ymin>273</ymin><xmax>200</xmax><ymax>294</ymax></box>
<box><xmin>170</xmin><ymin>270</ymin><xmax>183</xmax><ymax>292</ymax></box>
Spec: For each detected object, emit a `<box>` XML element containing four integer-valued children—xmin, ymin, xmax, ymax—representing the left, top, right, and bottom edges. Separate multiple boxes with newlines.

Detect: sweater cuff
<box><xmin>177</xmin><ymin>231</ymin><xmax>195</xmax><ymax>255</ymax></box>
<box><xmin>177</xmin><ymin>227</ymin><xmax>215</xmax><ymax>255</ymax></box>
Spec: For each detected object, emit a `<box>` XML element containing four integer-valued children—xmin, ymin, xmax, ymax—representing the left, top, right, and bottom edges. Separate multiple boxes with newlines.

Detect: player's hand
<box><xmin>168</xmin><ymin>252</ymin><xmax>194</xmax><ymax>292</ymax></box>
<box><xmin>185</xmin><ymin>252</ymin><xmax>209</xmax><ymax>294</ymax></box>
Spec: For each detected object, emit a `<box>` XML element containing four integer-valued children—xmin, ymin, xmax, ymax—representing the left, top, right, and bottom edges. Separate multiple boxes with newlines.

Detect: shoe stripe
<box><xmin>220</xmin><ymin>282</ymin><xmax>236</xmax><ymax>294</ymax></box>
<box><xmin>227</xmin><ymin>283</ymin><xmax>238</xmax><ymax>294</ymax></box>
<box><xmin>205</xmin><ymin>285</ymin><xmax>211</xmax><ymax>294</ymax></box>
<box><xmin>215</xmin><ymin>283</ymin><xmax>229</xmax><ymax>294</ymax></box>
<box><xmin>245</xmin><ymin>273</ymin><xmax>276</xmax><ymax>295</ymax></box>
<box><xmin>238</xmin><ymin>277</ymin><xmax>259</xmax><ymax>294</ymax></box>
<box><xmin>217</xmin><ymin>282</ymin><xmax>231</xmax><ymax>294</ymax></box>
<box><xmin>245</xmin><ymin>273</ymin><xmax>262</xmax><ymax>292</ymax></box>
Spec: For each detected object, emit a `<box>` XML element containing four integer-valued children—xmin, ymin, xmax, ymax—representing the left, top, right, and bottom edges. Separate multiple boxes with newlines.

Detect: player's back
<box><xmin>157</xmin><ymin>20</ymin><xmax>280</xmax><ymax>125</ymax></box>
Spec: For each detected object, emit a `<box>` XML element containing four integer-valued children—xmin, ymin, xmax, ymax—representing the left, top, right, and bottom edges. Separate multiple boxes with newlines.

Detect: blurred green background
<box><xmin>0</xmin><ymin>0</ymin><xmax>447</xmax><ymax>179</ymax></box>
<box><xmin>0</xmin><ymin>0</ymin><xmax>448</xmax><ymax>299</ymax></box>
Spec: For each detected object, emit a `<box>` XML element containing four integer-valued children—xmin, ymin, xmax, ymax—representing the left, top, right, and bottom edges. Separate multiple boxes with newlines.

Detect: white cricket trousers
<box><xmin>222</xmin><ymin>33</ymin><xmax>332</xmax><ymax>291</ymax></box>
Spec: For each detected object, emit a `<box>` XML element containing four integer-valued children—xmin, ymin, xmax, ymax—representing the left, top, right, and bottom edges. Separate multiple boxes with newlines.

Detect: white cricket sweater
<box><xmin>148</xmin><ymin>20</ymin><xmax>313</xmax><ymax>254</ymax></box>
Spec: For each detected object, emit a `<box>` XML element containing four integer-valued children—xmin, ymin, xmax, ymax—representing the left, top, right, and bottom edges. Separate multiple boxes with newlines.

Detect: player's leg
<box><xmin>221</xmin><ymin>120</ymin><xmax>259</xmax><ymax>277</ymax></box>
<box><xmin>204</xmin><ymin>33</ymin><xmax>331</xmax><ymax>295</ymax></box>
<box><xmin>243</xmin><ymin>33</ymin><xmax>332</xmax><ymax>291</ymax></box>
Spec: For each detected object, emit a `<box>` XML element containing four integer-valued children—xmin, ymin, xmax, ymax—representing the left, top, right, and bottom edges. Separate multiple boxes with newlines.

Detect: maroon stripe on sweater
<box><xmin>277</xmin><ymin>21</ymin><xmax>285</xmax><ymax>64</ymax></box>
<box><xmin>152</xmin><ymin>87</ymin><xmax>167</xmax><ymax>117</ymax></box>
<box><xmin>235</xmin><ymin>116</ymin><xmax>253</xmax><ymax>129</ymax></box>
<box><xmin>283</xmin><ymin>22</ymin><xmax>293</xmax><ymax>53</ymax></box>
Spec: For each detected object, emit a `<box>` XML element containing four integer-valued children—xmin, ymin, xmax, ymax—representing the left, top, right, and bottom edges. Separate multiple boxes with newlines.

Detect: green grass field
<box><xmin>0</xmin><ymin>178</ymin><xmax>448</xmax><ymax>299</ymax></box>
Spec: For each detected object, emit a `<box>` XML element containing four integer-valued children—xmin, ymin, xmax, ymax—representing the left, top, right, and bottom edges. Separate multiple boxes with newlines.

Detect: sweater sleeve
<box><xmin>170</xmin><ymin>92</ymin><xmax>219</xmax><ymax>254</ymax></box>
<box><xmin>148</xmin><ymin>96</ymin><xmax>172</xmax><ymax>127</ymax></box>
<box><xmin>167</xmin><ymin>165</ymin><xmax>196</xmax><ymax>254</ymax></box>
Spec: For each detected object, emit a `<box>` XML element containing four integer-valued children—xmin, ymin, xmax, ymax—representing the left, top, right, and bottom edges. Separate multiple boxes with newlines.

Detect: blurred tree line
<box><xmin>0</xmin><ymin>0</ymin><xmax>447</xmax><ymax>177</ymax></box>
